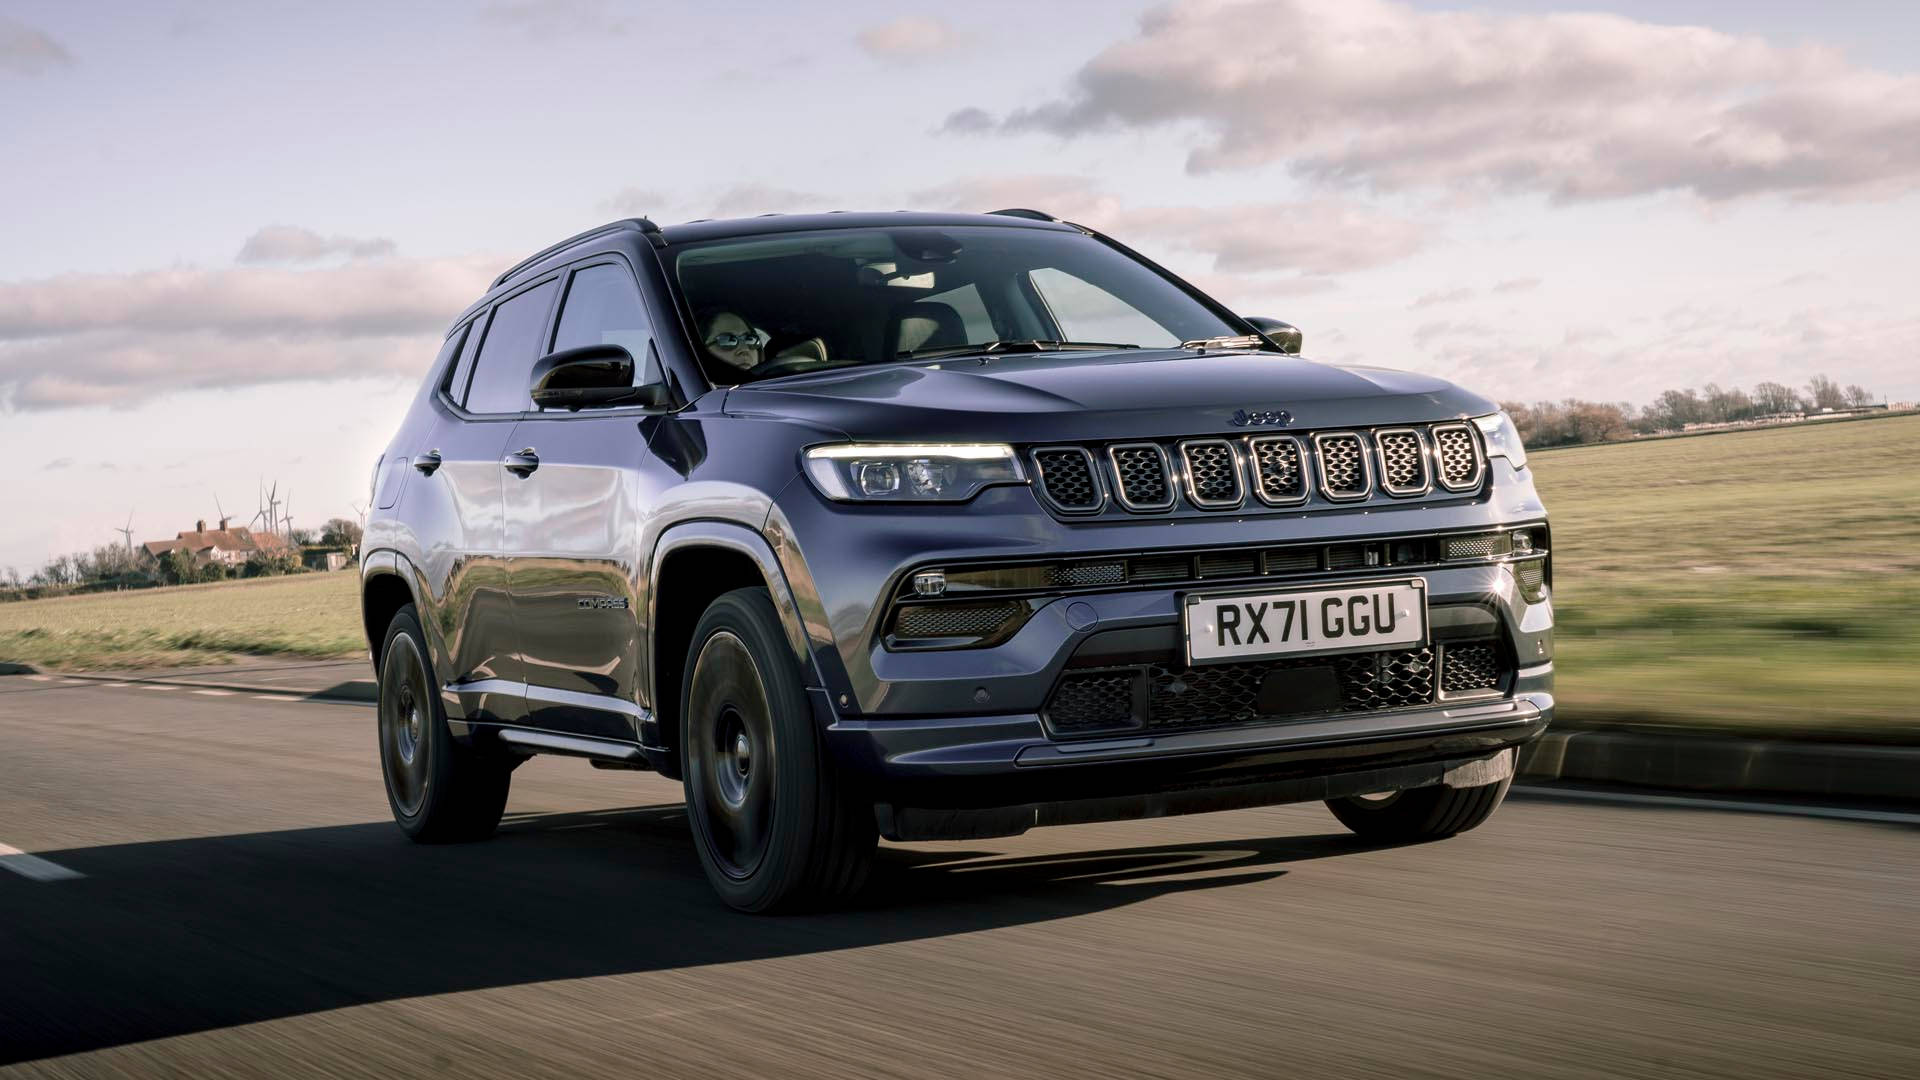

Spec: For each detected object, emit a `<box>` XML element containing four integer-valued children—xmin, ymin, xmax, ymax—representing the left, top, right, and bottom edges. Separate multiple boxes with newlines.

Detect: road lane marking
<box><xmin>0</xmin><ymin>842</ymin><xmax>84</xmax><ymax>882</ymax></box>
<box><xmin>24</xmin><ymin>675</ymin><xmax>51</xmax><ymax>681</ymax></box>
<box><xmin>1513</xmin><ymin>785</ymin><xmax>1920</xmax><ymax>826</ymax></box>
<box><xmin>58</xmin><ymin>680</ymin><xmax>89</xmax><ymax>686</ymax></box>
<box><xmin>253</xmin><ymin>694</ymin><xmax>301</xmax><ymax>702</ymax></box>
<box><xmin>139</xmin><ymin>684</ymin><xmax>178</xmax><ymax>691</ymax></box>
<box><xmin>191</xmin><ymin>689</ymin><xmax>235</xmax><ymax>696</ymax></box>
<box><xmin>100</xmin><ymin>682</ymin><xmax>131</xmax><ymax>688</ymax></box>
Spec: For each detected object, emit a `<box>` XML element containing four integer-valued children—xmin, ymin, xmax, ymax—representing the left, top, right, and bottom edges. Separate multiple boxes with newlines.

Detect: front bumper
<box><xmin>822</xmin><ymin>673</ymin><xmax>1553</xmax><ymax>839</ymax></box>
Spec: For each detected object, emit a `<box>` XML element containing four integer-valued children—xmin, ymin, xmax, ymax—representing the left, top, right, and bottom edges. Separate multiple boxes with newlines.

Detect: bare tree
<box><xmin>1752</xmin><ymin>381</ymin><xmax>1802</xmax><ymax>415</ymax></box>
<box><xmin>1843</xmin><ymin>384</ymin><xmax>1875</xmax><ymax>408</ymax></box>
<box><xmin>1805</xmin><ymin>373</ymin><xmax>1846</xmax><ymax>411</ymax></box>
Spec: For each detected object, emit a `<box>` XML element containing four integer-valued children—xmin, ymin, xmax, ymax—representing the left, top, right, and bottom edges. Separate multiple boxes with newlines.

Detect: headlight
<box><xmin>1472</xmin><ymin>412</ymin><xmax>1528</xmax><ymax>470</ymax></box>
<box><xmin>803</xmin><ymin>444</ymin><xmax>1027</xmax><ymax>503</ymax></box>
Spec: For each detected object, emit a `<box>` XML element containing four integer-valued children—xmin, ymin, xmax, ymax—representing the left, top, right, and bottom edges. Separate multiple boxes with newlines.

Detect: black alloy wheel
<box><xmin>378</xmin><ymin>604</ymin><xmax>513</xmax><ymax>842</ymax></box>
<box><xmin>682</xmin><ymin>587</ymin><xmax>876</xmax><ymax>912</ymax></box>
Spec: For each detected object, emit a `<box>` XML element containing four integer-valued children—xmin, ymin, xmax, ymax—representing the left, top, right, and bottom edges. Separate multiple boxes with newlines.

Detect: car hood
<box><xmin>721</xmin><ymin>349</ymin><xmax>1495</xmax><ymax>442</ymax></box>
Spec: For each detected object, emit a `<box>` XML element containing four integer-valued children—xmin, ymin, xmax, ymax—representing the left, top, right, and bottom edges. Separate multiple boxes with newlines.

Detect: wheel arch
<box><xmin>647</xmin><ymin>522</ymin><xmax>816</xmax><ymax>775</ymax></box>
<box><xmin>360</xmin><ymin>549</ymin><xmax>426</xmax><ymax>673</ymax></box>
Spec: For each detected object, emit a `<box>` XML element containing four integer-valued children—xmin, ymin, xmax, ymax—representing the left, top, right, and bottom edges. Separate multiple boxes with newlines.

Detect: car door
<box><xmin>503</xmin><ymin>258</ymin><xmax>670</xmax><ymax>741</ymax></box>
<box><xmin>431</xmin><ymin>275</ymin><xmax>561</xmax><ymax>723</ymax></box>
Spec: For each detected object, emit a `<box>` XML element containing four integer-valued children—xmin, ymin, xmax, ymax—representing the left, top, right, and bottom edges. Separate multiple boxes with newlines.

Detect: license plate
<box><xmin>1184</xmin><ymin>579</ymin><xmax>1428</xmax><ymax>665</ymax></box>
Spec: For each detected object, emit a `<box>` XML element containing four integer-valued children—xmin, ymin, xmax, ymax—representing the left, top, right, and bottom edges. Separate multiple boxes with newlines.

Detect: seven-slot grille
<box><xmin>1029</xmin><ymin>423</ymin><xmax>1484</xmax><ymax>515</ymax></box>
<box><xmin>1375</xmin><ymin>429</ymin><xmax>1430</xmax><ymax>495</ymax></box>
<box><xmin>1180</xmin><ymin>440</ymin><xmax>1243</xmax><ymax>507</ymax></box>
<box><xmin>1032</xmin><ymin>447</ymin><xmax>1102</xmax><ymax>513</ymax></box>
<box><xmin>1108</xmin><ymin>443</ymin><xmax>1174</xmax><ymax>510</ymax></box>
<box><xmin>1432</xmin><ymin>424</ymin><xmax>1483</xmax><ymax>491</ymax></box>
<box><xmin>1249</xmin><ymin>435</ymin><xmax>1307</xmax><ymax>504</ymax></box>
<box><xmin>1313</xmin><ymin>432</ymin><xmax>1370</xmax><ymax>500</ymax></box>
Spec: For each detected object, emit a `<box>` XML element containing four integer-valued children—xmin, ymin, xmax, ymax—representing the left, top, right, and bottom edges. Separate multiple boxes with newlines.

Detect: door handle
<box><xmin>503</xmin><ymin>448</ymin><xmax>540</xmax><ymax>477</ymax></box>
<box><xmin>413</xmin><ymin>450</ymin><xmax>443</xmax><ymax>476</ymax></box>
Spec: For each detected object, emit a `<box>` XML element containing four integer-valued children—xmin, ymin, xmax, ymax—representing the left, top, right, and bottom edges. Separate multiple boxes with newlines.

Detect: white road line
<box><xmin>139</xmin><ymin>684</ymin><xmax>178</xmax><ymax>691</ymax></box>
<box><xmin>253</xmin><ymin>694</ymin><xmax>301</xmax><ymax>702</ymax></box>
<box><xmin>58</xmin><ymin>679</ymin><xmax>89</xmax><ymax>686</ymax></box>
<box><xmin>0</xmin><ymin>842</ymin><xmax>84</xmax><ymax>882</ymax></box>
<box><xmin>1513</xmin><ymin>785</ymin><xmax>1920</xmax><ymax>826</ymax></box>
<box><xmin>24</xmin><ymin>674</ymin><xmax>51</xmax><ymax>682</ymax></box>
<box><xmin>100</xmin><ymin>682</ymin><xmax>131</xmax><ymax>688</ymax></box>
<box><xmin>191</xmin><ymin>689</ymin><xmax>235</xmax><ymax>697</ymax></box>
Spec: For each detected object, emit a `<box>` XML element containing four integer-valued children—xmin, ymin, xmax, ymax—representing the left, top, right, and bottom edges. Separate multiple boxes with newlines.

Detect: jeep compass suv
<box><xmin>361</xmin><ymin>210</ymin><xmax>1552</xmax><ymax>912</ymax></box>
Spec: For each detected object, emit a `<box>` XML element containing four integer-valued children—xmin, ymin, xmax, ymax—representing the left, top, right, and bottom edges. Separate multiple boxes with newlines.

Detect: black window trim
<box><xmin>437</xmin><ymin>271</ymin><xmax>563</xmax><ymax>420</ymax></box>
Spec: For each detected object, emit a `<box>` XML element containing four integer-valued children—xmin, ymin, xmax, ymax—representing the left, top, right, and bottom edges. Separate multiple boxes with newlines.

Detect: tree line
<box><xmin>1</xmin><ymin>518</ymin><xmax>364</xmax><ymax>600</ymax></box>
<box><xmin>1501</xmin><ymin>373</ymin><xmax>1881</xmax><ymax>449</ymax></box>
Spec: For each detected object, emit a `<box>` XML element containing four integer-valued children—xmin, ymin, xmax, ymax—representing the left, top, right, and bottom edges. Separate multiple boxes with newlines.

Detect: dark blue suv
<box><xmin>361</xmin><ymin>210</ymin><xmax>1552</xmax><ymax>911</ymax></box>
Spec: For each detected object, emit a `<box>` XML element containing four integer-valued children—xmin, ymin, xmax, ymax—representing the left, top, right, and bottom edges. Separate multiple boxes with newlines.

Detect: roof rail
<box><xmin>986</xmin><ymin>208</ymin><xmax>1060</xmax><ymax>222</ymax></box>
<box><xmin>493</xmin><ymin>218</ymin><xmax>661</xmax><ymax>287</ymax></box>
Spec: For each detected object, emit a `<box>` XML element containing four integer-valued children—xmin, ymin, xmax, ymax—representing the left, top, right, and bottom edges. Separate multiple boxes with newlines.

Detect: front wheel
<box><xmin>682</xmin><ymin>587</ymin><xmax>876</xmax><ymax>913</ymax></box>
<box><xmin>378</xmin><ymin>604</ymin><xmax>513</xmax><ymax>842</ymax></box>
<box><xmin>1325</xmin><ymin>776</ymin><xmax>1513</xmax><ymax>841</ymax></box>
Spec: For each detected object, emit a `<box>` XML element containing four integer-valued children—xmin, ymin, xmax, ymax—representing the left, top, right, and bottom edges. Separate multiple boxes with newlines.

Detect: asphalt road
<box><xmin>2</xmin><ymin>676</ymin><xmax>1915</xmax><ymax>1079</ymax></box>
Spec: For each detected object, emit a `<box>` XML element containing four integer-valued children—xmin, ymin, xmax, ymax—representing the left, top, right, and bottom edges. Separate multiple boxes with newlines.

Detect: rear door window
<box><xmin>465</xmin><ymin>279</ymin><xmax>559</xmax><ymax>414</ymax></box>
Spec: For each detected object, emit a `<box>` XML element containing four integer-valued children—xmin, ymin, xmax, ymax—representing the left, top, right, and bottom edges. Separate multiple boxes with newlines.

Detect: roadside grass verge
<box><xmin>0</xmin><ymin>572</ymin><xmax>363</xmax><ymax>670</ymax></box>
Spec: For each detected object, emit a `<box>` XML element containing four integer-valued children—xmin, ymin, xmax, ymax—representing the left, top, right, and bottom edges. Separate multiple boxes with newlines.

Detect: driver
<box><xmin>699</xmin><ymin>309</ymin><xmax>765</xmax><ymax>375</ymax></box>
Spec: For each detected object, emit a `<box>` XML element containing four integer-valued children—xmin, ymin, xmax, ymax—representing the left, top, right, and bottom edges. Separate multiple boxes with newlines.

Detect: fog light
<box><xmin>912</xmin><ymin>570</ymin><xmax>947</xmax><ymax>597</ymax></box>
<box><xmin>1512</xmin><ymin>530</ymin><xmax>1533</xmax><ymax>554</ymax></box>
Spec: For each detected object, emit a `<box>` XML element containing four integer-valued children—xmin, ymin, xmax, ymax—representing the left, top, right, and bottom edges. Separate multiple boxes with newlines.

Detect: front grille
<box><xmin>1108</xmin><ymin>443</ymin><xmax>1173</xmax><ymax>510</ymax></box>
<box><xmin>1043</xmin><ymin>646</ymin><xmax>1459</xmax><ymax>737</ymax></box>
<box><xmin>1179</xmin><ymin>440</ymin><xmax>1243</xmax><ymax>507</ymax></box>
<box><xmin>1376</xmin><ymin>429</ymin><xmax>1429</xmax><ymax>495</ymax></box>
<box><xmin>893</xmin><ymin>601</ymin><xmax>1024</xmax><ymax>638</ymax></box>
<box><xmin>1432</xmin><ymin>424</ymin><xmax>1483</xmax><ymax>491</ymax></box>
<box><xmin>1249</xmin><ymin>435</ymin><xmax>1307</xmax><ymax>504</ymax></box>
<box><xmin>1045</xmin><ymin>671</ymin><xmax>1140</xmax><ymax>733</ymax></box>
<box><xmin>1033</xmin><ymin>447</ymin><xmax>1101</xmax><ymax>512</ymax></box>
<box><xmin>1441</xmin><ymin>641</ymin><xmax>1501</xmax><ymax>693</ymax></box>
<box><xmin>1313</xmin><ymin>433</ymin><xmax>1369</xmax><ymax>500</ymax></box>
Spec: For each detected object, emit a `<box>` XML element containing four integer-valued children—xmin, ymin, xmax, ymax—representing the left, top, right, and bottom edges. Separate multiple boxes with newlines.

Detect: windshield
<box><xmin>669</xmin><ymin>225</ymin><xmax>1254</xmax><ymax>385</ymax></box>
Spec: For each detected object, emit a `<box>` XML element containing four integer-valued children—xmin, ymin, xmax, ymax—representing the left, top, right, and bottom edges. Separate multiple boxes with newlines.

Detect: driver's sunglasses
<box><xmin>706</xmin><ymin>331</ymin><xmax>763</xmax><ymax>350</ymax></box>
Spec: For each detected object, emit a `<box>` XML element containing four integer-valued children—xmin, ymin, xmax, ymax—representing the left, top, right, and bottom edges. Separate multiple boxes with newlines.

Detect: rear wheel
<box><xmin>378</xmin><ymin>605</ymin><xmax>512</xmax><ymax>842</ymax></box>
<box><xmin>1325</xmin><ymin>776</ymin><xmax>1513</xmax><ymax>841</ymax></box>
<box><xmin>682</xmin><ymin>587</ymin><xmax>876</xmax><ymax>913</ymax></box>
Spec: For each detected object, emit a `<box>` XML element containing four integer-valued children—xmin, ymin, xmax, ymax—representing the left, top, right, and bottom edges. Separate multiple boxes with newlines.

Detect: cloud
<box><xmin>0</xmin><ymin>257</ymin><xmax>498</xmax><ymax>410</ymax></box>
<box><xmin>1493</xmin><ymin>277</ymin><xmax>1542</xmax><ymax>294</ymax></box>
<box><xmin>235</xmin><ymin>226</ymin><xmax>396</xmax><ymax>265</ymax></box>
<box><xmin>480</xmin><ymin>0</ymin><xmax>630</xmax><ymax>36</ymax></box>
<box><xmin>598</xmin><ymin>186</ymin><xmax>666</xmax><ymax>217</ymax></box>
<box><xmin>706</xmin><ymin>184</ymin><xmax>827</xmax><ymax>219</ymax></box>
<box><xmin>1411</xmin><ymin>287</ymin><xmax>1475</xmax><ymax>309</ymax></box>
<box><xmin>44</xmin><ymin>457</ymin><xmax>73</xmax><ymax>471</ymax></box>
<box><xmin>947</xmin><ymin>0</ymin><xmax>1920</xmax><ymax>203</ymax></box>
<box><xmin>914</xmin><ymin>174</ymin><xmax>1431</xmax><ymax>276</ymax></box>
<box><xmin>0</xmin><ymin>16</ymin><xmax>73</xmax><ymax>74</ymax></box>
<box><xmin>857</xmin><ymin>16</ymin><xmax>966</xmax><ymax>59</ymax></box>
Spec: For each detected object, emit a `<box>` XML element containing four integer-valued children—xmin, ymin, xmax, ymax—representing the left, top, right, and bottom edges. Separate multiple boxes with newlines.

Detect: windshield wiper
<box><xmin>1179</xmin><ymin>334</ymin><xmax>1273</xmax><ymax>351</ymax></box>
<box><xmin>896</xmin><ymin>339</ymin><xmax>1142</xmax><ymax>361</ymax></box>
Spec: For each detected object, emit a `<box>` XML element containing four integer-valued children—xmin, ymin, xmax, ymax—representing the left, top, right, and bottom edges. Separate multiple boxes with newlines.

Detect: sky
<box><xmin>2</xmin><ymin>0</ymin><xmax>1917</xmax><ymax>574</ymax></box>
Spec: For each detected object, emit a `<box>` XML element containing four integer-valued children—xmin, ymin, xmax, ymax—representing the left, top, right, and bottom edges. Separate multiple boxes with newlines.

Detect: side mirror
<box><xmin>528</xmin><ymin>344</ymin><xmax>669</xmax><ymax>410</ymax></box>
<box><xmin>1244</xmin><ymin>317</ymin><xmax>1303</xmax><ymax>355</ymax></box>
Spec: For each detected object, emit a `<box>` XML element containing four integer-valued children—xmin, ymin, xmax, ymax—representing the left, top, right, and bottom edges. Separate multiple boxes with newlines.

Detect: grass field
<box><xmin>1535</xmin><ymin>412</ymin><xmax>1920</xmax><ymax>742</ymax></box>
<box><xmin>3</xmin><ymin>414</ymin><xmax>1916</xmax><ymax>740</ymax></box>
<box><xmin>0</xmin><ymin>572</ymin><xmax>363</xmax><ymax>670</ymax></box>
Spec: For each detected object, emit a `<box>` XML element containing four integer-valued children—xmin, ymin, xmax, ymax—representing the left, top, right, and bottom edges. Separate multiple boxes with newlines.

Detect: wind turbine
<box><xmin>113</xmin><ymin>510</ymin><xmax>135</xmax><ymax>551</ymax></box>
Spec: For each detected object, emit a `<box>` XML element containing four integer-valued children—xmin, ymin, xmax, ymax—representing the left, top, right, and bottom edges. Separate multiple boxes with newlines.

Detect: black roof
<box><xmin>656</xmin><ymin>210</ymin><xmax>1079</xmax><ymax>245</ymax></box>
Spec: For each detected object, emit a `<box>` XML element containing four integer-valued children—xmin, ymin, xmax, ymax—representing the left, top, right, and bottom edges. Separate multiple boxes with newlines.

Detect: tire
<box><xmin>681</xmin><ymin>587</ymin><xmax>876</xmax><ymax>913</ymax></box>
<box><xmin>378</xmin><ymin>604</ymin><xmax>512</xmax><ymax>843</ymax></box>
<box><xmin>1325</xmin><ymin>775</ymin><xmax>1513</xmax><ymax>842</ymax></box>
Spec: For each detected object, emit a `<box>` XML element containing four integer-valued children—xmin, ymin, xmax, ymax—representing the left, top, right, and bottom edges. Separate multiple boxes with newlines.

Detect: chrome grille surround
<box><xmin>1030</xmin><ymin>446</ymin><xmax>1105</xmax><ymax>514</ymax></box>
<box><xmin>1311</xmin><ymin>432</ymin><xmax>1372</xmax><ymax>502</ymax></box>
<box><xmin>1246</xmin><ymin>434</ymin><xmax>1309</xmax><ymax>506</ymax></box>
<box><xmin>1431</xmin><ymin>423</ymin><xmax>1486</xmax><ymax>492</ymax></box>
<box><xmin>1105</xmin><ymin>442</ymin><xmax>1176</xmax><ymax>511</ymax></box>
<box><xmin>1178</xmin><ymin>439</ymin><xmax>1245</xmax><ymax>509</ymax></box>
<box><xmin>1374</xmin><ymin>427</ymin><xmax>1432</xmax><ymax>497</ymax></box>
